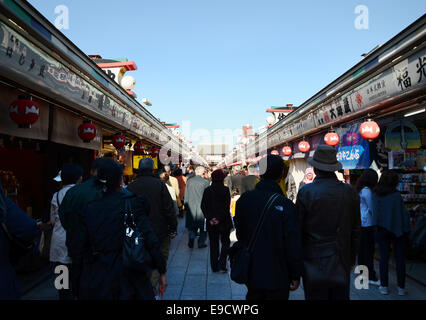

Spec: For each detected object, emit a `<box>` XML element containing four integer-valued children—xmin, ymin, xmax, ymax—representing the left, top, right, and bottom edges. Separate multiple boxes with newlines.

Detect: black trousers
<box><xmin>303</xmin><ymin>278</ymin><xmax>350</xmax><ymax>300</ymax></box>
<box><xmin>246</xmin><ymin>287</ymin><xmax>289</xmax><ymax>300</ymax></box>
<box><xmin>377</xmin><ymin>226</ymin><xmax>407</xmax><ymax>288</ymax></box>
<box><xmin>208</xmin><ymin>230</ymin><xmax>230</xmax><ymax>271</ymax></box>
<box><xmin>358</xmin><ymin>226</ymin><xmax>378</xmax><ymax>281</ymax></box>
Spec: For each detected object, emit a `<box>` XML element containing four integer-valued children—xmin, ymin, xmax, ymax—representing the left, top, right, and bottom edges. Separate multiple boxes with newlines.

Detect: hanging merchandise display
<box><xmin>78</xmin><ymin>120</ymin><xmax>97</xmax><ymax>143</ymax></box>
<box><xmin>360</xmin><ymin>119</ymin><xmax>380</xmax><ymax>141</ymax></box>
<box><xmin>9</xmin><ymin>96</ymin><xmax>40</xmax><ymax>128</ymax></box>
<box><xmin>112</xmin><ymin>133</ymin><xmax>126</xmax><ymax>149</ymax></box>
<box><xmin>324</xmin><ymin>132</ymin><xmax>340</xmax><ymax>147</ymax></box>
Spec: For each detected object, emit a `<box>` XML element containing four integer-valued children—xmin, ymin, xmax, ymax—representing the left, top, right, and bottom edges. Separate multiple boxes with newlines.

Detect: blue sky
<box><xmin>28</xmin><ymin>0</ymin><xmax>425</xmax><ymax>146</ymax></box>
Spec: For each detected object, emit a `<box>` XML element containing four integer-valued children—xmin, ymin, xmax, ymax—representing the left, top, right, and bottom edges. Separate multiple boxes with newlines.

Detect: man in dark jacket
<box><xmin>0</xmin><ymin>184</ymin><xmax>38</xmax><ymax>300</ymax></box>
<box><xmin>201</xmin><ymin>169</ymin><xmax>233</xmax><ymax>273</ymax></box>
<box><xmin>296</xmin><ymin>145</ymin><xmax>361</xmax><ymax>300</ymax></box>
<box><xmin>127</xmin><ymin>158</ymin><xmax>177</xmax><ymax>296</ymax></box>
<box><xmin>234</xmin><ymin>155</ymin><xmax>302</xmax><ymax>300</ymax></box>
<box><xmin>58</xmin><ymin>157</ymin><xmax>109</xmax><ymax>298</ymax></box>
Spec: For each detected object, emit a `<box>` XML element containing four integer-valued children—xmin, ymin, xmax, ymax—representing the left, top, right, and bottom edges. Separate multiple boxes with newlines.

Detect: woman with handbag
<box><xmin>74</xmin><ymin>159</ymin><xmax>167</xmax><ymax>300</ymax></box>
<box><xmin>201</xmin><ymin>169</ymin><xmax>233</xmax><ymax>273</ymax></box>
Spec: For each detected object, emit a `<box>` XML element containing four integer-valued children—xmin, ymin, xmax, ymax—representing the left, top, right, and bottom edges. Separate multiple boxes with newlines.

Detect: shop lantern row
<box><xmin>273</xmin><ymin>119</ymin><xmax>381</xmax><ymax>156</ymax></box>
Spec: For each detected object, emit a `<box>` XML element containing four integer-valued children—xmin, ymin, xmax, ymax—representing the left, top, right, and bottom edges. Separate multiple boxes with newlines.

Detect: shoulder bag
<box><xmin>122</xmin><ymin>198</ymin><xmax>153</xmax><ymax>273</ymax></box>
<box><xmin>229</xmin><ymin>193</ymin><xmax>280</xmax><ymax>285</ymax></box>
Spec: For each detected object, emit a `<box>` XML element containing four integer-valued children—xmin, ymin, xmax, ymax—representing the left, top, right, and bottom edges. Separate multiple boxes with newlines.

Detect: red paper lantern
<box><xmin>360</xmin><ymin>120</ymin><xmax>380</xmax><ymax>141</ymax></box>
<box><xmin>151</xmin><ymin>148</ymin><xmax>160</xmax><ymax>158</ymax></box>
<box><xmin>134</xmin><ymin>141</ymin><xmax>145</xmax><ymax>154</ymax></box>
<box><xmin>324</xmin><ymin>132</ymin><xmax>340</xmax><ymax>146</ymax></box>
<box><xmin>112</xmin><ymin>133</ymin><xmax>126</xmax><ymax>149</ymax></box>
<box><xmin>271</xmin><ymin>150</ymin><xmax>279</xmax><ymax>155</ymax></box>
<box><xmin>298</xmin><ymin>141</ymin><xmax>310</xmax><ymax>153</ymax></box>
<box><xmin>78</xmin><ymin>121</ymin><xmax>97</xmax><ymax>143</ymax></box>
<box><xmin>9</xmin><ymin>97</ymin><xmax>40</xmax><ymax>128</ymax></box>
<box><xmin>282</xmin><ymin>146</ymin><xmax>292</xmax><ymax>157</ymax></box>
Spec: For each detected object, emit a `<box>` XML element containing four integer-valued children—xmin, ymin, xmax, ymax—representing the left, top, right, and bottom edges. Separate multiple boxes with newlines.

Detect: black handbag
<box><xmin>302</xmin><ymin>191</ymin><xmax>349</xmax><ymax>288</ymax></box>
<box><xmin>229</xmin><ymin>193</ymin><xmax>280</xmax><ymax>285</ymax></box>
<box><xmin>122</xmin><ymin>199</ymin><xmax>153</xmax><ymax>273</ymax></box>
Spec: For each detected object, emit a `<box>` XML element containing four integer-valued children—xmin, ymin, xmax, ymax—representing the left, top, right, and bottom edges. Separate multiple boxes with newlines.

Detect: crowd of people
<box><xmin>0</xmin><ymin>145</ymin><xmax>412</xmax><ymax>300</ymax></box>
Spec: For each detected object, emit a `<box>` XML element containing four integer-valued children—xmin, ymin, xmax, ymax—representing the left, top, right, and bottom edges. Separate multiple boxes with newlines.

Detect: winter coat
<box><xmin>373</xmin><ymin>191</ymin><xmax>410</xmax><ymax>238</ymax></box>
<box><xmin>296</xmin><ymin>172</ymin><xmax>361</xmax><ymax>272</ymax></box>
<box><xmin>73</xmin><ymin>191</ymin><xmax>166</xmax><ymax>300</ymax></box>
<box><xmin>50</xmin><ymin>184</ymin><xmax>75</xmax><ymax>264</ymax></box>
<box><xmin>184</xmin><ymin>175</ymin><xmax>209</xmax><ymax>230</ymax></box>
<box><xmin>58</xmin><ymin>176</ymin><xmax>103</xmax><ymax>258</ymax></box>
<box><xmin>0</xmin><ymin>195</ymin><xmax>38</xmax><ymax>300</ymax></box>
<box><xmin>234</xmin><ymin>179</ymin><xmax>303</xmax><ymax>291</ymax></box>
<box><xmin>127</xmin><ymin>173</ymin><xmax>177</xmax><ymax>240</ymax></box>
<box><xmin>201</xmin><ymin>182</ymin><xmax>233</xmax><ymax>233</ymax></box>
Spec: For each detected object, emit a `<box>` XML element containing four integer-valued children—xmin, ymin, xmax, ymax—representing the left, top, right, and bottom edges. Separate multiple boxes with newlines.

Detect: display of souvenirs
<box><xmin>389</xmin><ymin>149</ymin><xmax>423</xmax><ymax>171</ymax></box>
<box><xmin>0</xmin><ymin>170</ymin><xmax>19</xmax><ymax>202</ymax></box>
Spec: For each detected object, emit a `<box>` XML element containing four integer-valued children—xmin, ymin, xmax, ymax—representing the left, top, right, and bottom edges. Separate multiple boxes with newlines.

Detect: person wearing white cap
<box><xmin>49</xmin><ymin>164</ymin><xmax>83</xmax><ymax>300</ymax></box>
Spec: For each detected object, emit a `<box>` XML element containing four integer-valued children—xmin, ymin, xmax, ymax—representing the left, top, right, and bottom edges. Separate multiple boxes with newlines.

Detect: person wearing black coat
<box><xmin>296</xmin><ymin>145</ymin><xmax>361</xmax><ymax>301</ymax></box>
<box><xmin>234</xmin><ymin>155</ymin><xmax>302</xmax><ymax>300</ymax></box>
<box><xmin>0</xmin><ymin>183</ymin><xmax>38</xmax><ymax>300</ymax></box>
<box><xmin>73</xmin><ymin>159</ymin><xmax>167</xmax><ymax>300</ymax></box>
<box><xmin>201</xmin><ymin>169</ymin><xmax>233</xmax><ymax>273</ymax></box>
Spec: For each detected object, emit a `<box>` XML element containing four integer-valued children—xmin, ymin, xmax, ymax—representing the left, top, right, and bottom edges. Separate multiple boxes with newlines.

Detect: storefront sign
<box><xmin>266</xmin><ymin>47</ymin><xmax>426</xmax><ymax>146</ymax></box>
<box><xmin>385</xmin><ymin>120</ymin><xmax>421</xmax><ymax>150</ymax></box>
<box><xmin>0</xmin><ymin>21</ymin><xmax>165</xmax><ymax>145</ymax></box>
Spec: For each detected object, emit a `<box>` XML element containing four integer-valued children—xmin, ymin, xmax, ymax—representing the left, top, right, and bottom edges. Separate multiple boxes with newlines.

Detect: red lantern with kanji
<box><xmin>151</xmin><ymin>148</ymin><xmax>160</xmax><ymax>158</ymax></box>
<box><xmin>134</xmin><ymin>141</ymin><xmax>145</xmax><ymax>154</ymax></box>
<box><xmin>9</xmin><ymin>97</ymin><xmax>40</xmax><ymax>128</ymax></box>
<box><xmin>324</xmin><ymin>132</ymin><xmax>340</xmax><ymax>147</ymax></box>
<box><xmin>282</xmin><ymin>146</ymin><xmax>292</xmax><ymax>157</ymax></box>
<box><xmin>360</xmin><ymin>120</ymin><xmax>380</xmax><ymax>141</ymax></box>
<box><xmin>271</xmin><ymin>150</ymin><xmax>279</xmax><ymax>155</ymax></box>
<box><xmin>112</xmin><ymin>133</ymin><xmax>126</xmax><ymax>149</ymax></box>
<box><xmin>298</xmin><ymin>141</ymin><xmax>310</xmax><ymax>153</ymax></box>
<box><xmin>78</xmin><ymin>121</ymin><xmax>97</xmax><ymax>143</ymax></box>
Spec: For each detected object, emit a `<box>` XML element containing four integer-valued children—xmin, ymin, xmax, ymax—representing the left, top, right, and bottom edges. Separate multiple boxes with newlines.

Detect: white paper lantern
<box><xmin>266</xmin><ymin>115</ymin><xmax>276</xmax><ymax>125</ymax></box>
<box><xmin>121</xmin><ymin>75</ymin><xmax>136</xmax><ymax>90</ymax></box>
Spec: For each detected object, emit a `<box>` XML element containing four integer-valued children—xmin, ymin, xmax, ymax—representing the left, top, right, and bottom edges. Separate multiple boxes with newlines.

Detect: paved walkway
<box><xmin>22</xmin><ymin>218</ymin><xmax>426</xmax><ymax>300</ymax></box>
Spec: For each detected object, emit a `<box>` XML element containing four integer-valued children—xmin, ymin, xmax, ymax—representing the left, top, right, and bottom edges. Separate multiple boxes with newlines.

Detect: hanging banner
<box><xmin>336</xmin><ymin>123</ymin><xmax>371</xmax><ymax>169</ymax></box>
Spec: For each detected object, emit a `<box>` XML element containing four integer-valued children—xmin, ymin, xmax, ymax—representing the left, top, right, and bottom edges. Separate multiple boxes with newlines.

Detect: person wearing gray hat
<box><xmin>127</xmin><ymin>157</ymin><xmax>177</xmax><ymax>297</ymax></box>
<box><xmin>296</xmin><ymin>145</ymin><xmax>361</xmax><ymax>300</ymax></box>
